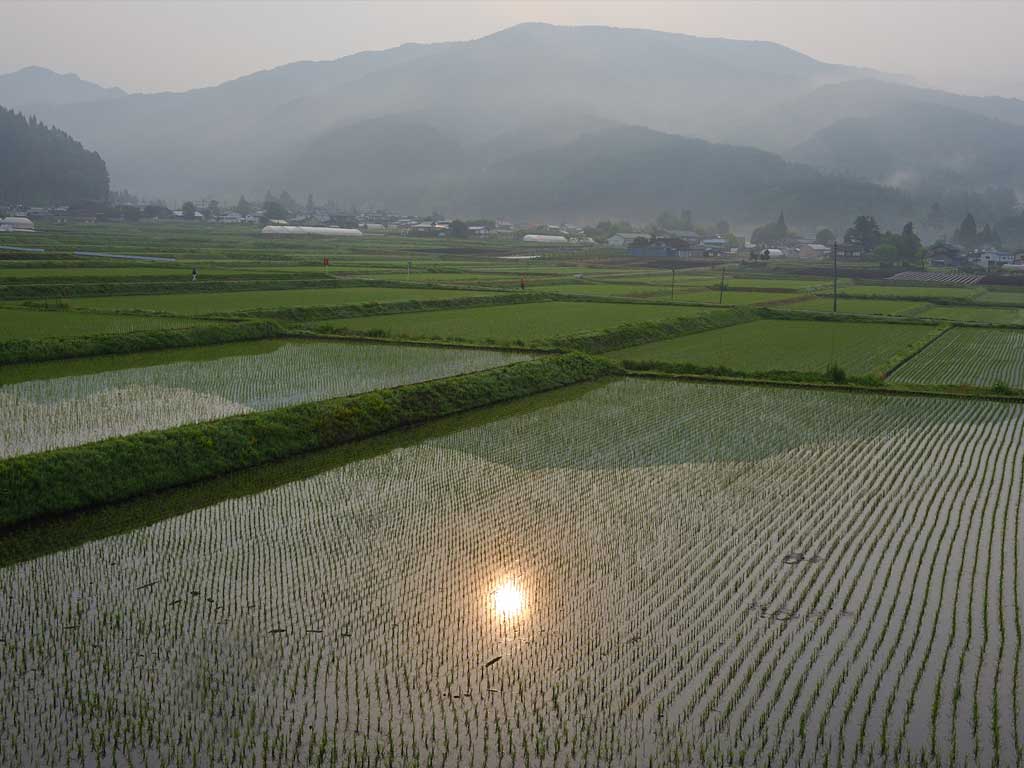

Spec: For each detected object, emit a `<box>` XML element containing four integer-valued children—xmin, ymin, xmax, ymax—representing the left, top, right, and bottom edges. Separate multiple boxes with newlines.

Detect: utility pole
<box><xmin>671</xmin><ymin>268</ymin><xmax>676</xmax><ymax>300</ymax></box>
<box><xmin>833</xmin><ymin>241</ymin><xmax>838</xmax><ymax>313</ymax></box>
<box><xmin>719</xmin><ymin>267</ymin><xmax>726</xmax><ymax>305</ymax></box>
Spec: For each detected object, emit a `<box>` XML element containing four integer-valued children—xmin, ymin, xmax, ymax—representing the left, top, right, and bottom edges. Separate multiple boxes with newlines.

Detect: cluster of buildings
<box><xmin>607</xmin><ymin>231</ymin><xmax>738</xmax><ymax>259</ymax></box>
<box><xmin>927</xmin><ymin>242</ymin><xmax>1024</xmax><ymax>271</ymax></box>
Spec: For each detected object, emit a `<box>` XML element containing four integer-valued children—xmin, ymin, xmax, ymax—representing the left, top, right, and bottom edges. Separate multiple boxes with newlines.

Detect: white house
<box><xmin>607</xmin><ymin>232</ymin><xmax>645</xmax><ymax>247</ymax></box>
<box><xmin>798</xmin><ymin>243</ymin><xmax>831</xmax><ymax>259</ymax></box>
<box><xmin>523</xmin><ymin>234</ymin><xmax>568</xmax><ymax>244</ymax></box>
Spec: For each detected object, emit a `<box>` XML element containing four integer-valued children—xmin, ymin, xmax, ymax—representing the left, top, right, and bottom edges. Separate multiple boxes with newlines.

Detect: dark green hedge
<box><xmin>0</xmin><ymin>321</ymin><xmax>281</xmax><ymax>365</ymax></box>
<box><xmin>0</xmin><ymin>353</ymin><xmax>616</xmax><ymax>524</ymax></box>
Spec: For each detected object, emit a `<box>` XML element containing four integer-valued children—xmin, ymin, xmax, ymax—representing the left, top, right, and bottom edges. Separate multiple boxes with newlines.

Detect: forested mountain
<box><xmin>12</xmin><ymin>23</ymin><xmax>1024</xmax><ymax>227</ymax></box>
<box><xmin>0</xmin><ymin>106</ymin><xmax>109</xmax><ymax>205</ymax></box>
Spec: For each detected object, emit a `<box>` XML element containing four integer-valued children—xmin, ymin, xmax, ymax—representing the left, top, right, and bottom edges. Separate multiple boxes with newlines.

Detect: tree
<box><xmin>897</xmin><ymin>221</ymin><xmax>921</xmax><ymax>263</ymax></box>
<box><xmin>844</xmin><ymin>215</ymin><xmax>881</xmax><ymax>252</ymax></box>
<box><xmin>654</xmin><ymin>209</ymin><xmax>693</xmax><ymax>232</ymax></box>
<box><xmin>306</xmin><ymin>193</ymin><xmax>315</xmax><ymax>214</ymax></box>
<box><xmin>143</xmin><ymin>203</ymin><xmax>170</xmax><ymax>219</ymax></box>
<box><xmin>261</xmin><ymin>201</ymin><xmax>289</xmax><ymax>222</ymax></box>
<box><xmin>205</xmin><ymin>200</ymin><xmax>220</xmax><ymax>218</ymax></box>
<box><xmin>980</xmin><ymin>223</ymin><xmax>993</xmax><ymax>245</ymax></box>
<box><xmin>278</xmin><ymin>190</ymin><xmax>298</xmax><ymax>213</ymax></box>
<box><xmin>954</xmin><ymin>213</ymin><xmax>978</xmax><ymax>249</ymax></box>
<box><xmin>448</xmin><ymin>219</ymin><xmax>470</xmax><ymax>238</ymax></box>
<box><xmin>715</xmin><ymin>220</ymin><xmax>731</xmax><ymax>236</ymax></box>
<box><xmin>875</xmin><ymin>243</ymin><xmax>899</xmax><ymax>268</ymax></box>
<box><xmin>751</xmin><ymin>211</ymin><xmax>789</xmax><ymax>245</ymax></box>
<box><xmin>236</xmin><ymin>196</ymin><xmax>252</xmax><ymax>216</ymax></box>
<box><xmin>815</xmin><ymin>228</ymin><xmax>836</xmax><ymax>245</ymax></box>
<box><xmin>182</xmin><ymin>201</ymin><xmax>196</xmax><ymax>220</ymax></box>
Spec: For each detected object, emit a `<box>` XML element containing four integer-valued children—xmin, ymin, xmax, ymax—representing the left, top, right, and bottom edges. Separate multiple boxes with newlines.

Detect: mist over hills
<box><xmin>6</xmin><ymin>22</ymin><xmax>1024</xmax><ymax>230</ymax></box>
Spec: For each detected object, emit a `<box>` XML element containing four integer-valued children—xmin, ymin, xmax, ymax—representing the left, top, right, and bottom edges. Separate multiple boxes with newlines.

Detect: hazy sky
<box><xmin>5</xmin><ymin>1</ymin><xmax>1024</xmax><ymax>99</ymax></box>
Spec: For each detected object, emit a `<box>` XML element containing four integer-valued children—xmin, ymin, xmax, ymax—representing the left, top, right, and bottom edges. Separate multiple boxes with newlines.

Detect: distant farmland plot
<box><xmin>681</xmin><ymin>289</ymin><xmax>803</xmax><ymax>305</ymax></box>
<box><xmin>609</xmin><ymin>319</ymin><xmax>940</xmax><ymax>375</ymax></box>
<box><xmin>4</xmin><ymin>379</ymin><xmax>1021</xmax><ymax>766</ymax></box>
<box><xmin>918</xmin><ymin>304</ymin><xmax>1024</xmax><ymax>325</ymax></box>
<box><xmin>57</xmin><ymin>286</ymin><xmax>496</xmax><ymax>315</ymax></box>
<box><xmin>326</xmin><ymin>301</ymin><xmax>720</xmax><ymax>343</ymax></box>
<box><xmin>0</xmin><ymin>307</ymin><xmax>199</xmax><ymax>340</ymax></box>
<box><xmin>541</xmin><ymin>282</ymin><xmax>699</xmax><ymax>300</ymax></box>
<box><xmin>978</xmin><ymin>288</ymin><xmax>1024</xmax><ymax>306</ymax></box>
<box><xmin>790</xmin><ymin>297</ymin><xmax>927</xmax><ymax>316</ymax></box>
<box><xmin>1</xmin><ymin>340</ymin><xmax>528</xmax><ymax>457</ymax></box>
<box><xmin>890</xmin><ymin>327</ymin><xmax>1024</xmax><ymax>388</ymax></box>
<box><xmin>840</xmin><ymin>284</ymin><xmax>984</xmax><ymax>300</ymax></box>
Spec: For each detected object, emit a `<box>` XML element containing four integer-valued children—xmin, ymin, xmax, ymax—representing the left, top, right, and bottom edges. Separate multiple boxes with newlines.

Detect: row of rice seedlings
<box><xmin>890</xmin><ymin>327</ymin><xmax>1024</xmax><ymax>388</ymax></box>
<box><xmin>1</xmin><ymin>379</ymin><xmax>1022</xmax><ymax>765</ymax></box>
<box><xmin>836</xmin><ymin>408</ymin><xmax>994</xmax><ymax>765</ymax></box>
<box><xmin>869</xmin><ymin>411</ymin><xmax>1017</xmax><ymax>766</ymax></box>
<box><xmin>0</xmin><ymin>341</ymin><xmax>528</xmax><ymax>457</ymax></box>
<box><xmin>756</xmin><ymin>418</ymin><xmax>936</xmax><ymax>765</ymax></box>
<box><xmin>753</xmin><ymin>410</ymin><xmax>957</xmax><ymax>765</ymax></box>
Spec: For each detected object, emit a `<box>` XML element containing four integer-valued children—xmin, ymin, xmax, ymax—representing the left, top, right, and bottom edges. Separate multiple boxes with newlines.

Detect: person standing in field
<box><xmin>520</xmin><ymin>274</ymin><xmax>526</xmax><ymax>290</ymax></box>
<box><xmin>192</xmin><ymin>268</ymin><xmax>198</xmax><ymax>282</ymax></box>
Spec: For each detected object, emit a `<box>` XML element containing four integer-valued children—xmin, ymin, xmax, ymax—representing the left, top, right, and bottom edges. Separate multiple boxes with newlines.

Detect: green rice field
<box><xmin>890</xmin><ymin>327</ymin><xmax>1024</xmax><ymax>388</ymax></box>
<box><xmin>3</xmin><ymin>378</ymin><xmax>1021</xmax><ymax>766</ymax></box>
<box><xmin>608</xmin><ymin>319</ymin><xmax>940</xmax><ymax>375</ymax></box>
<box><xmin>0</xmin><ymin>306</ymin><xmax>201</xmax><ymax>340</ymax></box>
<box><xmin>789</xmin><ymin>297</ymin><xmax>927</xmax><ymax>316</ymax></box>
<box><xmin>6</xmin><ymin>222</ymin><xmax>1024</xmax><ymax>768</ymax></box>
<box><xmin>917</xmin><ymin>305</ymin><xmax>1024</xmax><ymax>325</ymax></box>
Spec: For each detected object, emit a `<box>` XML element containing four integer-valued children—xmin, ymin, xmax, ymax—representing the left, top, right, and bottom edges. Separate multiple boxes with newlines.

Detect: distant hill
<box><xmin>14</xmin><ymin>23</ymin><xmax>1024</xmax><ymax>226</ymax></box>
<box><xmin>460</xmin><ymin>125</ymin><xmax>911</xmax><ymax>230</ymax></box>
<box><xmin>278</xmin><ymin>121</ymin><xmax>909</xmax><ymax>231</ymax></box>
<box><xmin>0</xmin><ymin>66</ymin><xmax>126</xmax><ymax>110</ymax></box>
<box><xmin>0</xmin><ymin>106</ymin><xmax>109</xmax><ymax>205</ymax></box>
<box><xmin>791</xmin><ymin>100</ymin><xmax>1024</xmax><ymax>192</ymax></box>
<box><xmin>23</xmin><ymin>23</ymin><xmax>884</xmax><ymax>202</ymax></box>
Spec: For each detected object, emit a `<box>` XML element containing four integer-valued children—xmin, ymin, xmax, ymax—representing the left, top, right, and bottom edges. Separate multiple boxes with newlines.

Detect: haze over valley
<box><xmin>5</xmin><ymin>21</ymin><xmax>1024</xmax><ymax>233</ymax></box>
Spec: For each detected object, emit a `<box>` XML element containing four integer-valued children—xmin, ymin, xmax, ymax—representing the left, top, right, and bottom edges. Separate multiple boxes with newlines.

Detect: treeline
<box><xmin>0</xmin><ymin>106</ymin><xmax>109</xmax><ymax>205</ymax></box>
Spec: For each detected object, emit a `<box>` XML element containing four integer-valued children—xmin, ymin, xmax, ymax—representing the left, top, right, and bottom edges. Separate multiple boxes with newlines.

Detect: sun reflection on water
<box><xmin>492</xmin><ymin>579</ymin><xmax>525</xmax><ymax>619</ymax></box>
